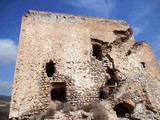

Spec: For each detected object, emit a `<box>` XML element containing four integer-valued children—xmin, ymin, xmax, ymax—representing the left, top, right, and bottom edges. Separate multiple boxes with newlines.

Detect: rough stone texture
<box><xmin>10</xmin><ymin>10</ymin><xmax>160</xmax><ymax>120</ymax></box>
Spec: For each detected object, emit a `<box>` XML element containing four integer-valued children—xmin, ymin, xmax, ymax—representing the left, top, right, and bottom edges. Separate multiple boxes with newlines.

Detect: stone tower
<box><xmin>10</xmin><ymin>10</ymin><xmax>160</xmax><ymax>120</ymax></box>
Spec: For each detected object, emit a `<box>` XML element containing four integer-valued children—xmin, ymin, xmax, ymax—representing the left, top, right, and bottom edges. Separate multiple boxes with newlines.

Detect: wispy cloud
<box><xmin>132</xmin><ymin>21</ymin><xmax>149</xmax><ymax>36</ymax></box>
<box><xmin>130</xmin><ymin>0</ymin><xmax>160</xmax><ymax>23</ymax></box>
<box><xmin>153</xmin><ymin>35</ymin><xmax>160</xmax><ymax>51</ymax></box>
<box><xmin>63</xmin><ymin>0</ymin><xmax>115</xmax><ymax>17</ymax></box>
<box><xmin>150</xmin><ymin>35</ymin><xmax>160</xmax><ymax>63</ymax></box>
<box><xmin>132</xmin><ymin>26</ymin><xmax>143</xmax><ymax>36</ymax></box>
<box><xmin>0</xmin><ymin>80</ymin><xmax>12</xmax><ymax>95</ymax></box>
<box><xmin>0</xmin><ymin>39</ymin><xmax>17</xmax><ymax>65</ymax></box>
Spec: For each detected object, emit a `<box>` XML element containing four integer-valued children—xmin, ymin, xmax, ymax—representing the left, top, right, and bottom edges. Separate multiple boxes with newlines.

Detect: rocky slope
<box><xmin>0</xmin><ymin>95</ymin><xmax>11</xmax><ymax>120</ymax></box>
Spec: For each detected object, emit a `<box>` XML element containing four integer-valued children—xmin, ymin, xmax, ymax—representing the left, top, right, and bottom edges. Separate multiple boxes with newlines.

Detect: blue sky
<box><xmin>0</xmin><ymin>0</ymin><xmax>160</xmax><ymax>95</ymax></box>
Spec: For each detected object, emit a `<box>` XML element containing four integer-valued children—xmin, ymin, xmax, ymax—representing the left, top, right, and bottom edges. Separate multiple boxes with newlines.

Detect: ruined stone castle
<box><xmin>10</xmin><ymin>10</ymin><xmax>160</xmax><ymax>120</ymax></box>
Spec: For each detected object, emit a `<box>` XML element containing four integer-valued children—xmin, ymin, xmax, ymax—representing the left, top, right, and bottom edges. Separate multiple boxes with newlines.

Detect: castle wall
<box><xmin>10</xmin><ymin>10</ymin><xmax>160</xmax><ymax>119</ymax></box>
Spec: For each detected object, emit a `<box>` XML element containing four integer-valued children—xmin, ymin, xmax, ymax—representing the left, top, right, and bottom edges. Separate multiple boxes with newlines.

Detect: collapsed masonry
<box><xmin>10</xmin><ymin>10</ymin><xmax>160</xmax><ymax>120</ymax></box>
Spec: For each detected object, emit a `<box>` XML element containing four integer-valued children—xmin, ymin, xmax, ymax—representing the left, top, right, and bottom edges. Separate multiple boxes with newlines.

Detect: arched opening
<box><xmin>114</xmin><ymin>102</ymin><xmax>134</xmax><ymax>118</ymax></box>
<box><xmin>50</xmin><ymin>82</ymin><xmax>66</xmax><ymax>102</ymax></box>
<box><xmin>46</xmin><ymin>61</ymin><xmax>56</xmax><ymax>77</ymax></box>
<box><xmin>92</xmin><ymin>44</ymin><xmax>102</xmax><ymax>60</ymax></box>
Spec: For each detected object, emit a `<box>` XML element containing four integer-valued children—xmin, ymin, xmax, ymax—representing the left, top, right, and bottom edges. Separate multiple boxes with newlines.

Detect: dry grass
<box><xmin>33</xmin><ymin>101</ymin><xmax>108</xmax><ymax>120</ymax></box>
<box><xmin>33</xmin><ymin>107</ymin><xmax>55</xmax><ymax>120</ymax></box>
<box><xmin>77</xmin><ymin>101</ymin><xmax>108</xmax><ymax>120</ymax></box>
<box><xmin>61</xmin><ymin>102</ymin><xmax>75</xmax><ymax>113</ymax></box>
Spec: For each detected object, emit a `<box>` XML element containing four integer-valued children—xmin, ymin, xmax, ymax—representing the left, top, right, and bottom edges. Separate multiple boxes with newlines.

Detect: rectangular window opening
<box><xmin>91</xmin><ymin>38</ymin><xmax>103</xmax><ymax>60</ymax></box>
<box><xmin>50</xmin><ymin>82</ymin><xmax>67</xmax><ymax>102</ymax></box>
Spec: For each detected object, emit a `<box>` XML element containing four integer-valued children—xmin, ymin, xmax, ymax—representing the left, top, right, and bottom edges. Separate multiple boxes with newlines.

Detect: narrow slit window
<box><xmin>140</xmin><ymin>62</ymin><xmax>146</xmax><ymax>68</ymax></box>
<box><xmin>46</xmin><ymin>61</ymin><xmax>56</xmax><ymax>77</ymax></box>
<box><xmin>92</xmin><ymin>44</ymin><xmax>102</xmax><ymax>60</ymax></box>
<box><xmin>99</xmin><ymin>90</ymin><xmax>105</xmax><ymax>100</ymax></box>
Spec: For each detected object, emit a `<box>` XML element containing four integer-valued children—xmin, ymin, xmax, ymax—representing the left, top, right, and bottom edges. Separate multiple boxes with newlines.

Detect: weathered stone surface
<box><xmin>10</xmin><ymin>10</ymin><xmax>160</xmax><ymax>120</ymax></box>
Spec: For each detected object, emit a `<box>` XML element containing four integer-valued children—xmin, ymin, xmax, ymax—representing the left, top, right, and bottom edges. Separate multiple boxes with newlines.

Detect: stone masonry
<box><xmin>10</xmin><ymin>10</ymin><xmax>160</xmax><ymax>120</ymax></box>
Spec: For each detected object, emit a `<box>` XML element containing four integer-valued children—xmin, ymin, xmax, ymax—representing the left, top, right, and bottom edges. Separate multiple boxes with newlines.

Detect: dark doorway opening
<box><xmin>92</xmin><ymin>44</ymin><xmax>102</xmax><ymax>60</ymax></box>
<box><xmin>50</xmin><ymin>82</ymin><xmax>66</xmax><ymax>102</ymax></box>
<box><xmin>99</xmin><ymin>89</ymin><xmax>105</xmax><ymax>100</ymax></box>
<box><xmin>46</xmin><ymin>61</ymin><xmax>56</xmax><ymax>77</ymax></box>
<box><xmin>114</xmin><ymin>103</ymin><xmax>134</xmax><ymax>118</ymax></box>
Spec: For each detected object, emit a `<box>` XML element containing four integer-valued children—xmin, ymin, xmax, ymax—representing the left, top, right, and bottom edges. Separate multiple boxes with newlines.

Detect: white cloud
<box><xmin>0</xmin><ymin>80</ymin><xmax>12</xmax><ymax>95</ymax></box>
<box><xmin>132</xmin><ymin>21</ymin><xmax>149</xmax><ymax>36</ymax></box>
<box><xmin>152</xmin><ymin>35</ymin><xmax>160</xmax><ymax>51</ymax></box>
<box><xmin>0</xmin><ymin>39</ymin><xmax>17</xmax><ymax>64</ymax></box>
<box><xmin>63</xmin><ymin>0</ymin><xmax>114</xmax><ymax>17</ymax></box>
<box><xmin>130</xmin><ymin>0</ymin><xmax>159</xmax><ymax>23</ymax></box>
<box><xmin>150</xmin><ymin>35</ymin><xmax>160</xmax><ymax>64</ymax></box>
<box><xmin>132</xmin><ymin>26</ymin><xmax>143</xmax><ymax>36</ymax></box>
